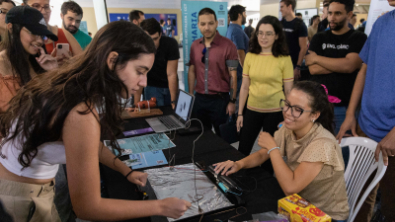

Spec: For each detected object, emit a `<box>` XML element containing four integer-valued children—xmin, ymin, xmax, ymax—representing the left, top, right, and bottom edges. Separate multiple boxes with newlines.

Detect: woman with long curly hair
<box><xmin>0</xmin><ymin>20</ymin><xmax>190</xmax><ymax>221</ymax></box>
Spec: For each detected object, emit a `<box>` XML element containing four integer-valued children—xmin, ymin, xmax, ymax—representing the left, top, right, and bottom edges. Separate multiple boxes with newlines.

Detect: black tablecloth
<box><xmin>101</xmin><ymin>107</ymin><xmax>284</xmax><ymax>222</ymax></box>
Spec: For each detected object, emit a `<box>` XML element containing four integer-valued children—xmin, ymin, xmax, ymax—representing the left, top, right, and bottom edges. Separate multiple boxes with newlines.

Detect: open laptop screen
<box><xmin>175</xmin><ymin>90</ymin><xmax>193</xmax><ymax>121</ymax></box>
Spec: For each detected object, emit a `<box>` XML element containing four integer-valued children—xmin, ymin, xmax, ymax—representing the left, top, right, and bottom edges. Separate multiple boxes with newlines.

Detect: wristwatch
<box><xmin>229</xmin><ymin>98</ymin><xmax>236</xmax><ymax>104</ymax></box>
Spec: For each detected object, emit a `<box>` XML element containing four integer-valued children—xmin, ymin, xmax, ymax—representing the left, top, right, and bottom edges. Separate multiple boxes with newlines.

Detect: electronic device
<box><xmin>207</xmin><ymin>165</ymin><xmax>243</xmax><ymax>195</ymax></box>
<box><xmin>56</xmin><ymin>43</ymin><xmax>69</xmax><ymax>56</ymax></box>
<box><xmin>145</xmin><ymin>90</ymin><xmax>195</xmax><ymax>133</ymax></box>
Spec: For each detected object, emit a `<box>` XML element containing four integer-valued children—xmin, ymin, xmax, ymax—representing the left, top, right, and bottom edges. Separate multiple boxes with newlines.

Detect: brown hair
<box><xmin>0</xmin><ymin>21</ymin><xmax>156</xmax><ymax>168</ymax></box>
<box><xmin>280</xmin><ymin>0</ymin><xmax>296</xmax><ymax>11</ymax></box>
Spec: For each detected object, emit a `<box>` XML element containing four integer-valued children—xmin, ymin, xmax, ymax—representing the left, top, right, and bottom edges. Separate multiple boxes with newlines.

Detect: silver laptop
<box><xmin>145</xmin><ymin>90</ymin><xmax>195</xmax><ymax>133</ymax></box>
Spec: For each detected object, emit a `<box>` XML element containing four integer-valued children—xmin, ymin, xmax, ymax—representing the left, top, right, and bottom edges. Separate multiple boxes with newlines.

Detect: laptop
<box><xmin>145</xmin><ymin>90</ymin><xmax>195</xmax><ymax>133</ymax></box>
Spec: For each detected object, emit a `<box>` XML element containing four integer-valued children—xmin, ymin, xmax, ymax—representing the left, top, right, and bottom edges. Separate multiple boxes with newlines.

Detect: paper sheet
<box><xmin>104</xmin><ymin>133</ymin><xmax>175</xmax><ymax>156</ymax></box>
<box><xmin>122</xmin><ymin>150</ymin><xmax>168</xmax><ymax>169</ymax></box>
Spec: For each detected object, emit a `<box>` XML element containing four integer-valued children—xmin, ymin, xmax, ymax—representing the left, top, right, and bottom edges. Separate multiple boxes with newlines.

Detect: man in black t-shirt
<box><xmin>305</xmin><ymin>0</ymin><xmax>367</xmax><ymax>134</ymax></box>
<box><xmin>139</xmin><ymin>18</ymin><xmax>180</xmax><ymax>108</ymax></box>
<box><xmin>244</xmin><ymin>18</ymin><xmax>254</xmax><ymax>38</ymax></box>
<box><xmin>280</xmin><ymin>0</ymin><xmax>308</xmax><ymax>80</ymax></box>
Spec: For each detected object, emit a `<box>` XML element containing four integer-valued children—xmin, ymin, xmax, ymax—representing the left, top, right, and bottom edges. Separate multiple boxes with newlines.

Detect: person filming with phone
<box><xmin>0</xmin><ymin>6</ymin><xmax>58</xmax><ymax>115</ymax></box>
<box><xmin>22</xmin><ymin>0</ymin><xmax>82</xmax><ymax>66</ymax></box>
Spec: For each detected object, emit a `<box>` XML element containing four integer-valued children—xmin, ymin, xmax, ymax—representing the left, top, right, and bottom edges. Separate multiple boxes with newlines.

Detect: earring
<box><xmin>311</xmin><ymin>119</ymin><xmax>315</xmax><ymax>123</ymax></box>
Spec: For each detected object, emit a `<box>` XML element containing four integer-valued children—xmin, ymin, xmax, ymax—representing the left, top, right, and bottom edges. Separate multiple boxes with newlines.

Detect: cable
<box><xmin>227</xmin><ymin>206</ymin><xmax>248</xmax><ymax>221</ymax></box>
<box><xmin>164</xmin><ymin>128</ymin><xmax>176</xmax><ymax>169</ymax></box>
<box><xmin>233</xmin><ymin>176</ymin><xmax>258</xmax><ymax>193</ymax></box>
<box><xmin>180</xmin><ymin>117</ymin><xmax>205</xmax><ymax>214</ymax></box>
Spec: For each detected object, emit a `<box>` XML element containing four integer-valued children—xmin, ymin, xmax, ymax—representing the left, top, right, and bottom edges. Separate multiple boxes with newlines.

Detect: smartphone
<box><xmin>56</xmin><ymin>43</ymin><xmax>69</xmax><ymax>56</ymax></box>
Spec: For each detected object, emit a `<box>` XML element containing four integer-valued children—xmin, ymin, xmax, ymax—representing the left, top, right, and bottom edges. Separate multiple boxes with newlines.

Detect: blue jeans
<box><xmin>334</xmin><ymin>106</ymin><xmax>347</xmax><ymax>135</ymax></box>
<box><xmin>143</xmin><ymin>86</ymin><xmax>171</xmax><ymax>107</ymax></box>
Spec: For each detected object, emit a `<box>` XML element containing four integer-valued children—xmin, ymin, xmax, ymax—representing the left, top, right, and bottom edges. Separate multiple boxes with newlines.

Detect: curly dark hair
<box><xmin>0</xmin><ymin>21</ymin><xmax>156</xmax><ymax>168</ymax></box>
<box><xmin>292</xmin><ymin>81</ymin><xmax>335</xmax><ymax>135</ymax></box>
<box><xmin>249</xmin><ymin>16</ymin><xmax>289</xmax><ymax>57</ymax></box>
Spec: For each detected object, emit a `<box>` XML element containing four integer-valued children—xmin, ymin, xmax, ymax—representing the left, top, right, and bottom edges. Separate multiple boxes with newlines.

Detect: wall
<box><xmin>295</xmin><ymin>0</ymin><xmax>319</xmax><ymax>10</ymax></box>
<box><xmin>260</xmin><ymin>3</ymin><xmax>280</xmax><ymax>18</ymax></box>
<box><xmin>81</xmin><ymin>7</ymin><xmax>182</xmax><ymax>41</ymax></box>
<box><xmin>82</xmin><ymin>7</ymin><xmax>97</xmax><ymax>36</ymax></box>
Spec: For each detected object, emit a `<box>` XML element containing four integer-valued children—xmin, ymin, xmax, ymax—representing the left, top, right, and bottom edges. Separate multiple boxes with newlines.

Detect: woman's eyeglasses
<box><xmin>0</xmin><ymin>8</ymin><xmax>9</xmax><ymax>15</ymax></box>
<box><xmin>280</xmin><ymin>99</ymin><xmax>312</xmax><ymax>118</ymax></box>
<box><xmin>29</xmin><ymin>4</ymin><xmax>53</xmax><ymax>13</ymax></box>
<box><xmin>256</xmin><ymin>31</ymin><xmax>274</xmax><ymax>38</ymax></box>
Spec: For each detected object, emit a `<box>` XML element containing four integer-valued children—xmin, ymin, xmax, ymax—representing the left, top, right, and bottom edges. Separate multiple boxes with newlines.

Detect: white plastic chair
<box><xmin>340</xmin><ymin>137</ymin><xmax>387</xmax><ymax>222</ymax></box>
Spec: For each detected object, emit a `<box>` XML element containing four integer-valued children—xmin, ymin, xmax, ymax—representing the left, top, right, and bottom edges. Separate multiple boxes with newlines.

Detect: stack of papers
<box><xmin>104</xmin><ymin>133</ymin><xmax>175</xmax><ymax>169</ymax></box>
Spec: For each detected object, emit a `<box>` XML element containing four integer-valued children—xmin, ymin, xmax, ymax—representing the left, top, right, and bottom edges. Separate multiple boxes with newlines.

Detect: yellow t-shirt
<box><xmin>242</xmin><ymin>52</ymin><xmax>294</xmax><ymax>113</ymax></box>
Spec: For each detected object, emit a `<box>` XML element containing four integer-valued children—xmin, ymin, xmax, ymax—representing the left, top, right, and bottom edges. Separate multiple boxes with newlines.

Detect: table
<box><xmin>101</xmin><ymin>107</ymin><xmax>284</xmax><ymax>222</ymax></box>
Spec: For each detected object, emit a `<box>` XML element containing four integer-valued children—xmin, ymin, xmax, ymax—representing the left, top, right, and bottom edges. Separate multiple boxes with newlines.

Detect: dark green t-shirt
<box><xmin>73</xmin><ymin>29</ymin><xmax>92</xmax><ymax>50</ymax></box>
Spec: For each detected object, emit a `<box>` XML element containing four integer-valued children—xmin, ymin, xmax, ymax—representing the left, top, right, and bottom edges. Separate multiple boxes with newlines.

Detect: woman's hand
<box><xmin>126</xmin><ymin>171</ymin><xmax>148</xmax><ymax>187</ymax></box>
<box><xmin>258</xmin><ymin>132</ymin><xmax>277</xmax><ymax>151</ymax></box>
<box><xmin>236</xmin><ymin>116</ymin><xmax>243</xmax><ymax>132</ymax></box>
<box><xmin>36</xmin><ymin>47</ymin><xmax>58</xmax><ymax>71</ymax></box>
<box><xmin>158</xmin><ymin>198</ymin><xmax>191</xmax><ymax>219</ymax></box>
<box><xmin>213</xmin><ymin>160</ymin><xmax>242</xmax><ymax>176</ymax></box>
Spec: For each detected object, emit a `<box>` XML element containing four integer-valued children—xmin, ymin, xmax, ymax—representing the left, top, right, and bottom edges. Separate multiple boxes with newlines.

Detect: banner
<box><xmin>365</xmin><ymin>0</ymin><xmax>393</xmax><ymax>35</ymax></box>
<box><xmin>145</xmin><ymin>14</ymin><xmax>178</xmax><ymax>36</ymax></box>
<box><xmin>181</xmin><ymin>0</ymin><xmax>228</xmax><ymax>92</ymax></box>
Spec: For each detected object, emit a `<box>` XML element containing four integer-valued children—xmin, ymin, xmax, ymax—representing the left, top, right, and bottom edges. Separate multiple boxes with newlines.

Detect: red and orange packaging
<box><xmin>278</xmin><ymin>194</ymin><xmax>332</xmax><ymax>222</ymax></box>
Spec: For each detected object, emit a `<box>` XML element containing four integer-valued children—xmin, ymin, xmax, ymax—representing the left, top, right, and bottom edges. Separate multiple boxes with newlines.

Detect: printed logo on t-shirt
<box><xmin>283</xmin><ymin>28</ymin><xmax>294</xmax><ymax>33</ymax></box>
<box><xmin>0</xmin><ymin>151</ymin><xmax>6</xmax><ymax>159</ymax></box>
<box><xmin>322</xmin><ymin>43</ymin><xmax>349</xmax><ymax>50</ymax></box>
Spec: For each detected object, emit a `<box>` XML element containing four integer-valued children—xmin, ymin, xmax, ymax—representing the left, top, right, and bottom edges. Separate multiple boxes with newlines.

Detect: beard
<box><xmin>242</xmin><ymin>15</ymin><xmax>246</xmax><ymax>25</ymax></box>
<box><xmin>63</xmin><ymin>21</ymin><xmax>78</xmax><ymax>34</ymax></box>
<box><xmin>330</xmin><ymin>17</ymin><xmax>347</xmax><ymax>31</ymax></box>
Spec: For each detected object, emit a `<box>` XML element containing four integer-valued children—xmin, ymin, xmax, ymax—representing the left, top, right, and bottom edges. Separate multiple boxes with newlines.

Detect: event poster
<box><xmin>365</xmin><ymin>0</ymin><xmax>394</xmax><ymax>35</ymax></box>
<box><xmin>181</xmin><ymin>1</ymin><xmax>228</xmax><ymax>92</ymax></box>
<box><xmin>145</xmin><ymin>14</ymin><xmax>178</xmax><ymax>36</ymax></box>
<box><xmin>109</xmin><ymin>13</ymin><xmax>178</xmax><ymax>35</ymax></box>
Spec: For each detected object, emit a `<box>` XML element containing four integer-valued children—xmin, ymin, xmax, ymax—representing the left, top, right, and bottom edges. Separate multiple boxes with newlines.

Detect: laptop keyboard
<box><xmin>158</xmin><ymin>116</ymin><xmax>182</xmax><ymax>129</ymax></box>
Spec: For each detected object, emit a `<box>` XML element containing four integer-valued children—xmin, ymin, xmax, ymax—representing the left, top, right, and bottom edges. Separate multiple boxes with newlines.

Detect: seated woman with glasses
<box><xmin>237</xmin><ymin>16</ymin><xmax>293</xmax><ymax>171</ymax></box>
<box><xmin>215</xmin><ymin>81</ymin><xmax>349</xmax><ymax>222</ymax></box>
<box><xmin>22</xmin><ymin>0</ymin><xmax>82</xmax><ymax>63</ymax></box>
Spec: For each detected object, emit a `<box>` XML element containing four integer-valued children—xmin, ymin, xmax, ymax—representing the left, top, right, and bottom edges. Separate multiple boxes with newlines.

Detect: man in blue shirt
<box><xmin>226</xmin><ymin>4</ymin><xmax>249</xmax><ymax>107</ymax></box>
<box><xmin>336</xmin><ymin>4</ymin><xmax>395</xmax><ymax>222</ymax></box>
<box><xmin>164</xmin><ymin>18</ymin><xmax>175</xmax><ymax>37</ymax></box>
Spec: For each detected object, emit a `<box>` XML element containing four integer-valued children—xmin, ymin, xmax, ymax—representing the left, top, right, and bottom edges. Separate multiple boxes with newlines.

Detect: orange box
<box><xmin>278</xmin><ymin>194</ymin><xmax>332</xmax><ymax>222</ymax></box>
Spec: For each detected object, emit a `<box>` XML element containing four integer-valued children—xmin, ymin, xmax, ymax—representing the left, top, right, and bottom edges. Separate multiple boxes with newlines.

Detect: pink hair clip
<box><xmin>321</xmin><ymin>84</ymin><xmax>341</xmax><ymax>104</ymax></box>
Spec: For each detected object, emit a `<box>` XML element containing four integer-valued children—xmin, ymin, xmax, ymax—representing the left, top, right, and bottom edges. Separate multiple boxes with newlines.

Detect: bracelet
<box><xmin>124</xmin><ymin>169</ymin><xmax>134</xmax><ymax>178</ymax></box>
<box><xmin>238</xmin><ymin>114</ymin><xmax>243</xmax><ymax>116</ymax></box>
<box><xmin>267</xmin><ymin>147</ymin><xmax>280</xmax><ymax>155</ymax></box>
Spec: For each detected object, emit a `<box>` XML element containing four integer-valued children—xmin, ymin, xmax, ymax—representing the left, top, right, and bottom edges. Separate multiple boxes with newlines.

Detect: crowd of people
<box><xmin>0</xmin><ymin>0</ymin><xmax>393</xmax><ymax>221</ymax></box>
